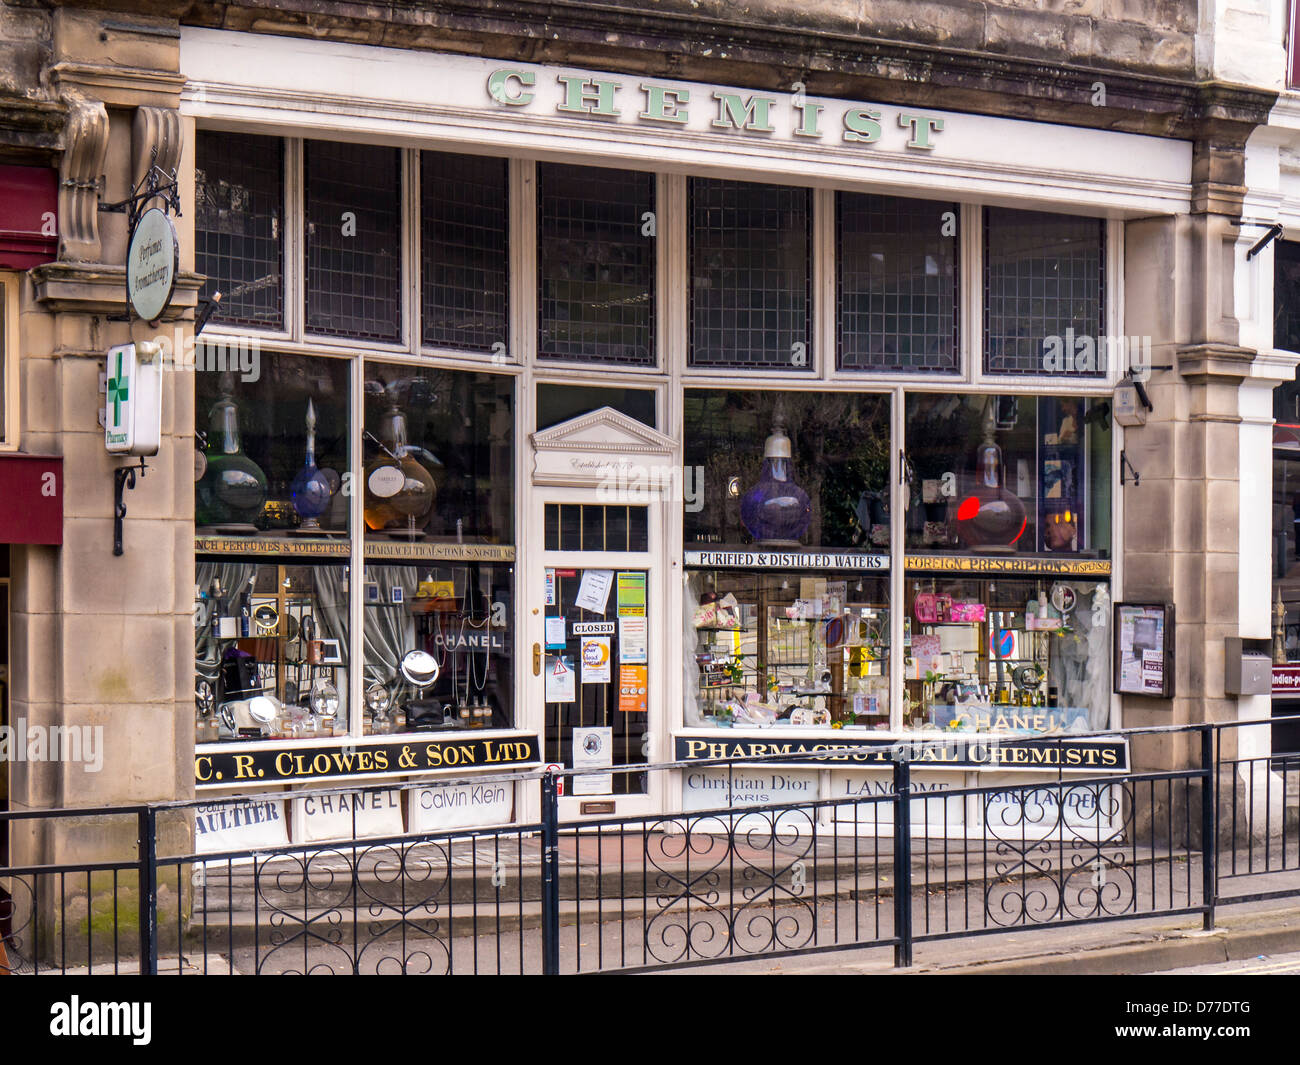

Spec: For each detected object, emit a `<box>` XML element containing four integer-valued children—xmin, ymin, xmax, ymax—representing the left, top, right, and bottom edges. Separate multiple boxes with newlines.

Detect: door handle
<box><xmin>533</xmin><ymin>643</ymin><xmax>541</xmax><ymax>676</ymax></box>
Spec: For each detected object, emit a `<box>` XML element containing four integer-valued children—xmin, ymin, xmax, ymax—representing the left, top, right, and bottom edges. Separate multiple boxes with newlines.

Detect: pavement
<box><xmin>670</xmin><ymin>898</ymin><xmax>1300</xmax><ymax>975</ymax></box>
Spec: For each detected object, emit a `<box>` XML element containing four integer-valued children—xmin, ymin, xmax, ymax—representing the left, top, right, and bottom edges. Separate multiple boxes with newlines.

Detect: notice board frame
<box><xmin>1113</xmin><ymin>601</ymin><xmax>1175</xmax><ymax>698</ymax></box>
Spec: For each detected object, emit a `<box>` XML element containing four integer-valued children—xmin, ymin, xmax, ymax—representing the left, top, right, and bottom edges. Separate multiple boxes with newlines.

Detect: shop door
<box><xmin>533</xmin><ymin>497</ymin><xmax>661</xmax><ymax>818</ymax></box>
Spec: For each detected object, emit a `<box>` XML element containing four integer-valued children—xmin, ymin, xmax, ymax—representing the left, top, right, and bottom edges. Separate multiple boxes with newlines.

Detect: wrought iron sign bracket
<box><xmin>97</xmin><ymin>152</ymin><xmax>181</xmax><ymax>230</ymax></box>
<box><xmin>113</xmin><ymin>456</ymin><xmax>150</xmax><ymax>556</ymax></box>
<box><xmin>1119</xmin><ymin>449</ymin><xmax>1140</xmax><ymax>488</ymax></box>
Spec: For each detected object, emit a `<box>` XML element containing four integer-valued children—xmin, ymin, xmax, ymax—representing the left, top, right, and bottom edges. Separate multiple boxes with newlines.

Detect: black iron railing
<box><xmin>2</xmin><ymin>717</ymin><xmax>1298</xmax><ymax>975</ymax></box>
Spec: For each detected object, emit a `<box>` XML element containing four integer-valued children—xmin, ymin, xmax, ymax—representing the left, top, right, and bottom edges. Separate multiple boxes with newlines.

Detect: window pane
<box><xmin>421</xmin><ymin>151</ymin><xmax>508</xmax><ymax>353</ymax></box>
<box><xmin>536</xmin><ymin>383</ymin><xmax>656</xmax><ymax>430</ymax></box>
<box><xmin>984</xmin><ymin>208</ymin><xmax>1104</xmax><ymax>376</ymax></box>
<box><xmin>195</xmin><ymin>131</ymin><xmax>284</xmax><ymax>330</ymax></box>
<box><xmin>362</xmin><ymin>365</ymin><xmax>513</xmax><ymax>544</ymax></box>
<box><xmin>684</xmin><ymin>570</ymin><xmax>891</xmax><ymax>728</ymax></box>
<box><xmin>903</xmin><ymin>393</ymin><xmax>1111</xmax><ymax>557</ymax></box>
<box><xmin>690</xmin><ymin>178</ymin><xmax>811</xmax><ymax>370</ymax></box>
<box><xmin>538</xmin><ymin>163</ymin><xmax>655</xmax><ymax>364</ymax></box>
<box><xmin>902</xmin><ymin>576</ymin><xmax>1111</xmax><ymax>734</ymax></box>
<box><xmin>194</xmin><ymin>561</ymin><xmax>350</xmax><ymax>745</ymax></box>
<box><xmin>1274</xmin><ymin>238</ymin><xmax>1300</xmax><ymax>355</ymax></box>
<box><xmin>363</xmin><ymin>562</ymin><xmax>514</xmax><ymax>734</ymax></box>
<box><xmin>838</xmin><ymin>193</ymin><xmax>958</xmax><ymax>372</ymax></box>
<box><xmin>684</xmin><ymin>390</ymin><xmax>891</xmax><ymax>549</ymax></box>
<box><xmin>195</xmin><ymin>353</ymin><xmax>350</xmax><ymax>539</ymax></box>
<box><xmin>305</xmin><ymin>141</ymin><xmax>401</xmax><ymax>342</ymax></box>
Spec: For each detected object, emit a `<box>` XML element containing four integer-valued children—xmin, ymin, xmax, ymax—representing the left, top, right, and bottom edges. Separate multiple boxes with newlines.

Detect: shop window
<box><xmin>195</xmin><ymin>131</ymin><xmax>284</xmax><ymax>330</ymax></box>
<box><xmin>984</xmin><ymin>208</ymin><xmax>1104</xmax><ymax>377</ymax></box>
<box><xmin>361</xmin><ymin>365</ymin><xmax>513</xmax><ymax>544</ymax></box>
<box><xmin>1291</xmin><ymin>0</ymin><xmax>1300</xmax><ymax>90</ymax></box>
<box><xmin>305</xmin><ymin>140</ymin><xmax>402</xmax><ymax>342</ymax></box>
<box><xmin>1272</xmin><ymin>240</ymin><xmax>1300</xmax><ymax>656</ymax></box>
<box><xmin>362</xmin><ymin>562</ymin><xmax>514</xmax><ymax>735</ymax></box>
<box><xmin>536</xmin><ymin>383</ymin><xmax>656</xmax><ymax>431</ymax></box>
<box><xmin>683</xmin><ymin>389</ymin><xmax>891</xmax><ymax>549</ymax></box>
<box><xmin>359</xmin><ymin>368</ymin><xmax>515</xmax><ymax>727</ymax></box>
<box><xmin>537</xmin><ymin>163</ymin><xmax>655</xmax><ymax>365</ymax></box>
<box><xmin>903</xmin><ymin>393</ymin><xmax>1111</xmax><ymax>557</ymax></box>
<box><xmin>902</xmin><ymin>576</ymin><xmax>1111</xmax><ymax>734</ymax></box>
<box><xmin>195</xmin><ymin>353</ymin><xmax>350</xmax><ymax>539</ymax></box>
<box><xmin>1274</xmin><ymin>239</ymin><xmax>1300</xmax><ymax>360</ymax></box>
<box><xmin>1273</xmin><ymin>411</ymin><xmax>1300</xmax><ymax>651</ymax></box>
<box><xmin>194</xmin><ymin>562</ymin><xmax>350</xmax><ymax>744</ymax></box>
<box><xmin>837</xmin><ymin>193</ymin><xmax>959</xmax><ymax>373</ymax></box>
<box><xmin>421</xmin><ymin>151</ymin><xmax>508</xmax><ymax>353</ymax></box>
<box><xmin>689</xmin><ymin>178</ymin><xmax>812</xmax><ymax>371</ymax></box>
<box><xmin>685</xmin><ymin>570</ymin><xmax>891</xmax><ymax>729</ymax></box>
<box><xmin>544</xmin><ymin>504</ymin><xmax>648</xmax><ymax>552</ymax></box>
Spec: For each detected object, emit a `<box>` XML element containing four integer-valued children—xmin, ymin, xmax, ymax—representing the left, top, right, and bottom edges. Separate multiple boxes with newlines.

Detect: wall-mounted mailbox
<box><xmin>1225</xmin><ymin>637</ymin><xmax>1272</xmax><ymax>696</ymax></box>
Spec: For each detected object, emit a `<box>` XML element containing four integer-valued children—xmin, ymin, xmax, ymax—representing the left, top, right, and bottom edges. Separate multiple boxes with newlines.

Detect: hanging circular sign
<box><xmin>126</xmin><ymin>206</ymin><xmax>178</xmax><ymax>322</ymax></box>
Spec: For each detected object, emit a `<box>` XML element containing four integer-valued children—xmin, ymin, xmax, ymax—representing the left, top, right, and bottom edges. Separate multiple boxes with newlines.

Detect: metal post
<box><xmin>138</xmin><ymin>807</ymin><xmax>158</xmax><ymax>976</ymax></box>
<box><xmin>892</xmin><ymin>757</ymin><xmax>913</xmax><ymax>968</ymax></box>
<box><xmin>541</xmin><ymin>770</ymin><xmax>561</xmax><ymax>975</ymax></box>
<box><xmin>1200</xmin><ymin>726</ymin><xmax>1216</xmax><ymax>931</ymax></box>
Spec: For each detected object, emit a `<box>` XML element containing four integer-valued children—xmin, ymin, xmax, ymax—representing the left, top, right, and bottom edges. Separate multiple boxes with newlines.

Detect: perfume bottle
<box><xmin>196</xmin><ymin>374</ymin><xmax>269</xmax><ymax>529</ymax></box>
<box><xmin>290</xmin><ymin>398</ymin><xmax>333</xmax><ymax>531</ymax></box>
<box><xmin>237</xmin><ymin>574</ymin><xmax>254</xmax><ymax>637</ymax></box>
<box><xmin>363</xmin><ymin>391</ymin><xmax>436</xmax><ymax>534</ymax></box>
<box><xmin>211</xmin><ymin>578</ymin><xmax>238</xmax><ymax>639</ymax></box>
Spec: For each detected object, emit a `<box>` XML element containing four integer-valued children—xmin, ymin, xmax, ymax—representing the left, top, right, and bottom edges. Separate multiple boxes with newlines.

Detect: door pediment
<box><xmin>530</xmin><ymin>407</ymin><xmax>677</xmax><ymax>489</ymax></box>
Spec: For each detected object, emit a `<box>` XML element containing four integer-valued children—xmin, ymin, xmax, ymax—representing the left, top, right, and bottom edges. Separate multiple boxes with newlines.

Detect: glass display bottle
<box><xmin>954</xmin><ymin>400</ymin><xmax>1027</xmax><ymax>552</ymax></box>
<box><xmin>739</xmin><ymin>418</ymin><xmax>811</xmax><ymax>546</ymax></box>
<box><xmin>290</xmin><ymin>398</ymin><xmax>333</xmax><ymax>532</ymax></box>
<box><xmin>196</xmin><ymin>374</ymin><xmax>269</xmax><ymax>529</ymax></box>
<box><xmin>363</xmin><ymin>394</ymin><xmax>436</xmax><ymax>536</ymax></box>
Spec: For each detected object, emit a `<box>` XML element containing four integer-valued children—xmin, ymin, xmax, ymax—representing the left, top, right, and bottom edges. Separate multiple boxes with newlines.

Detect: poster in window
<box><xmin>572</xmin><ymin>726</ymin><xmax>613</xmax><ymax>795</ymax></box>
<box><xmin>575</xmin><ymin>570</ymin><xmax>614</xmax><ymax>614</ymax></box>
<box><xmin>1114</xmin><ymin>602</ymin><xmax>1174</xmax><ymax>697</ymax></box>
<box><xmin>545</xmin><ymin>654</ymin><xmax>577</xmax><ymax>702</ymax></box>
<box><xmin>580</xmin><ymin>636</ymin><xmax>612</xmax><ymax>684</ymax></box>
<box><xmin>616</xmin><ymin>571</ymin><xmax>646</xmax><ymax>616</ymax></box>
<box><xmin>618</xmin><ymin>664</ymin><xmax>648</xmax><ymax>713</ymax></box>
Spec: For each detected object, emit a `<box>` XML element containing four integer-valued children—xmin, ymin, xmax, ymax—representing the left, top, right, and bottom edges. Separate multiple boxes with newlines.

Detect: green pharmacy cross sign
<box><xmin>104</xmin><ymin>341</ymin><xmax>161</xmax><ymax>457</ymax></box>
<box><xmin>107</xmin><ymin>348</ymin><xmax>129</xmax><ymax>426</ymax></box>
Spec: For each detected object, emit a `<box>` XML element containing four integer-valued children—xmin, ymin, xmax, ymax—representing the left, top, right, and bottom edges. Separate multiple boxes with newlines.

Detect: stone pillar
<box><xmin>1121</xmin><ymin>131</ymin><xmax>1292</xmax><ymax>843</ymax></box>
<box><xmin>7</xmin><ymin>6</ymin><xmax>195</xmax><ymax>967</ymax></box>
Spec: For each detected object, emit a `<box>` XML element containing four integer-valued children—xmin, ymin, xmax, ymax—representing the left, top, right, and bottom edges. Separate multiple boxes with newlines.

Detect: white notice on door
<box><xmin>572</xmin><ymin>726</ymin><xmax>613</xmax><ymax>795</ymax></box>
<box><xmin>618</xmin><ymin>617</ymin><xmax>648</xmax><ymax>663</ymax></box>
<box><xmin>574</xmin><ymin>570</ymin><xmax>614</xmax><ymax>614</ymax></box>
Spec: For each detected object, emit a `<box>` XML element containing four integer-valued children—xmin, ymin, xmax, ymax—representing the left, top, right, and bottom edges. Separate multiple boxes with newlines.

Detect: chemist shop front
<box><xmin>181</xmin><ymin>28</ymin><xmax>1179</xmax><ymax>842</ymax></box>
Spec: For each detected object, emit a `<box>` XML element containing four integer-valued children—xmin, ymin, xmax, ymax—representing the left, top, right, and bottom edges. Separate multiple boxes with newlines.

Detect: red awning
<box><xmin>0</xmin><ymin>164</ymin><xmax>59</xmax><ymax>269</ymax></box>
<box><xmin>0</xmin><ymin>454</ymin><xmax>62</xmax><ymax>544</ymax></box>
